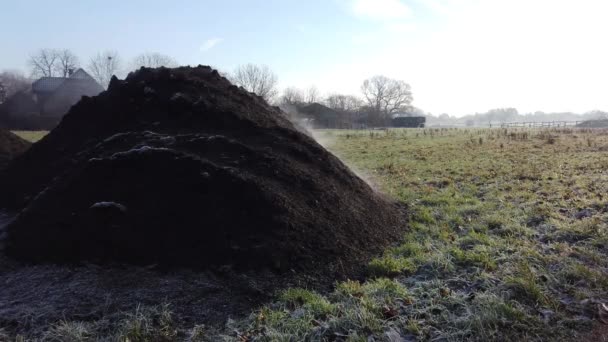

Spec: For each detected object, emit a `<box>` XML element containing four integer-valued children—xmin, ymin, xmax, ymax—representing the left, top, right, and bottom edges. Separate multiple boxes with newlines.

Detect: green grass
<box><xmin>11</xmin><ymin>130</ymin><xmax>49</xmax><ymax>143</ymax></box>
<box><xmin>7</xmin><ymin>127</ymin><xmax>608</xmax><ymax>340</ymax></box>
<box><xmin>227</xmin><ymin>127</ymin><xmax>608</xmax><ymax>341</ymax></box>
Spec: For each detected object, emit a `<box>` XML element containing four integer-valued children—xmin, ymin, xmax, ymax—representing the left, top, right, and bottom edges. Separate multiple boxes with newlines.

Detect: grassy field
<box><xmin>4</xmin><ymin>128</ymin><xmax>608</xmax><ymax>341</ymax></box>
<box><xmin>11</xmin><ymin>131</ymin><xmax>48</xmax><ymax>143</ymax></box>
<box><xmin>228</xmin><ymin>127</ymin><xmax>608</xmax><ymax>341</ymax></box>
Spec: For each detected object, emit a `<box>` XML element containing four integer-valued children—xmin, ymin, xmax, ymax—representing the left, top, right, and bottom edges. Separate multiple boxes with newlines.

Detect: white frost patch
<box><xmin>110</xmin><ymin>146</ymin><xmax>172</xmax><ymax>159</ymax></box>
<box><xmin>142</xmin><ymin>131</ymin><xmax>176</xmax><ymax>144</ymax></box>
<box><xmin>90</xmin><ymin>202</ymin><xmax>127</xmax><ymax>212</ymax></box>
<box><xmin>102</xmin><ymin>132</ymin><xmax>133</xmax><ymax>143</ymax></box>
<box><xmin>171</xmin><ymin>92</ymin><xmax>186</xmax><ymax>101</ymax></box>
<box><xmin>142</xmin><ymin>131</ymin><xmax>162</xmax><ymax>137</ymax></box>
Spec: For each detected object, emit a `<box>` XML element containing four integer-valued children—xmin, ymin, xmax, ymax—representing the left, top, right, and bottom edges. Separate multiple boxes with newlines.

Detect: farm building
<box><xmin>0</xmin><ymin>68</ymin><xmax>103</xmax><ymax>130</ymax></box>
<box><xmin>295</xmin><ymin>103</ymin><xmax>346</xmax><ymax>129</ymax></box>
<box><xmin>392</xmin><ymin>116</ymin><xmax>426</xmax><ymax>128</ymax></box>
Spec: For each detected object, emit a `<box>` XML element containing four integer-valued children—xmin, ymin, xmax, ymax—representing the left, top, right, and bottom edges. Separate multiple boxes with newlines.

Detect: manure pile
<box><xmin>1</xmin><ymin>66</ymin><xmax>404</xmax><ymax>278</ymax></box>
<box><xmin>0</xmin><ymin>129</ymin><xmax>30</xmax><ymax>171</ymax></box>
<box><xmin>577</xmin><ymin>119</ymin><xmax>608</xmax><ymax>128</ymax></box>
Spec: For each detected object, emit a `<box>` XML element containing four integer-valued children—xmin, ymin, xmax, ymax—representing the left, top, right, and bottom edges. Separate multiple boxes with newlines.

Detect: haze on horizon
<box><xmin>2</xmin><ymin>0</ymin><xmax>607</xmax><ymax>117</ymax></box>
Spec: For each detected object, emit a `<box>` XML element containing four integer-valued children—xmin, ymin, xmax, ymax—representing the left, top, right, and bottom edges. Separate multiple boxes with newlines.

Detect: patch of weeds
<box><xmin>420</xmin><ymin>195</ymin><xmax>453</xmax><ymax>207</ymax></box>
<box><xmin>411</xmin><ymin>206</ymin><xmax>436</xmax><ymax>224</ymax></box>
<box><xmin>388</xmin><ymin>241</ymin><xmax>424</xmax><ymax>258</ymax></box>
<box><xmin>280</xmin><ymin>288</ymin><xmax>335</xmax><ymax>317</ymax></box>
<box><xmin>559</xmin><ymin>262</ymin><xmax>608</xmax><ymax>289</ymax></box>
<box><xmin>464</xmin><ymin>294</ymin><xmax>546</xmax><ymax>340</ymax></box>
<box><xmin>493</xmin><ymin>223</ymin><xmax>534</xmax><ymax>238</ymax></box>
<box><xmin>368</xmin><ymin>255</ymin><xmax>417</xmax><ymax>277</ymax></box>
<box><xmin>43</xmin><ymin>321</ymin><xmax>93</xmax><ymax>342</ymax></box>
<box><xmin>189</xmin><ymin>324</ymin><xmax>206</xmax><ymax>341</ymax></box>
<box><xmin>419</xmin><ymin>249</ymin><xmax>455</xmax><ymax>274</ymax></box>
<box><xmin>330</xmin><ymin>302</ymin><xmax>385</xmax><ymax>335</ymax></box>
<box><xmin>405</xmin><ymin>318</ymin><xmax>422</xmax><ymax>336</ymax></box>
<box><xmin>459</xmin><ymin>230</ymin><xmax>494</xmax><ymax>249</ymax></box>
<box><xmin>252</xmin><ymin>306</ymin><xmax>316</xmax><ymax>339</ymax></box>
<box><xmin>504</xmin><ymin>262</ymin><xmax>554</xmax><ymax>308</ymax></box>
<box><xmin>484</xmin><ymin>213</ymin><xmax>508</xmax><ymax>231</ymax></box>
<box><xmin>117</xmin><ymin>304</ymin><xmax>176</xmax><ymax>341</ymax></box>
<box><xmin>451</xmin><ymin>245</ymin><xmax>497</xmax><ymax>271</ymax></box>
<box><xmin>572</xmin><ymin>245</ymin><xmax>607</xmax><ymax>266</ymax></box>
<box><xmin>554</xmin><ymin>217</ymin><xmax>606</xmax><ymax>243</ymax></box>
<box><xmin>335</xmin><ymin>280</ymin><xmax>365</xmax><ymax>299</ymax></box>
<box><xmin>361</xmin><ymin>278</ymin><xmax>409</xmax><ymax>304</ymax></box>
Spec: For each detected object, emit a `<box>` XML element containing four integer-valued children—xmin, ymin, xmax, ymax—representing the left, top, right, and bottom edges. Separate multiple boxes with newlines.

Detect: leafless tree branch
<box><xmin>361</xmin><ymin>75</ymin><xmax>413</xmax><ymax>126</ymax></box>
<box><xmin>325</xmin><ymin>94</ymin><xmax>363</xmax><ymax>113</ymax></box>
<box><xmin>55</xmin><ymin>49</ymin><xmax>80</xmax><ymax>77</ymax></box>
<box><xmin>131</xmin><ymin>52</ymin><xmax>178</xmax><ymax>70</ymax></box>
<box><xmin>29</xmin><ymin>48</ymin><xmax>59</xmax><ymax>77</ymax></box>
<box><xmin>0</xmin><ymin>70</ymin><xmax>31</xmax><ymax>98</ymax></box>
<box><xmin>280</xmin><ymin>87</ymin><xmax>304</xmax><ymax>106</ymax></box>
<box><xmin>230</xmin><ymin>64</ymin><xmax>278</xmax><ymax>103</ymax></box>
<box><xmin>88</xmin><ymin>51</ymin><xmax>122</xmax><ymax>89</ymax></box>
<box><xmin>305</xmin><ymin>86</ymin><xmax>320</xmax><ymax>104</ymax></box>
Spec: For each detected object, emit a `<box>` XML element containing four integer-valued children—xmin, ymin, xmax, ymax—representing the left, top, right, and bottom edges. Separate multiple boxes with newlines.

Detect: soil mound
<box><xmin>2</xmin><ymin>66</ymin><xmax>404</xmax><ymax>276</ymax></box>
<box><xmin>577</xmin><ymin>119</ymin><xmax>608</xmax><ymax>128</ymax></box>
<box><xmin>0</xmin><ymin>129</ymin><xmax>30</xmax><ymax>170</ymax></box>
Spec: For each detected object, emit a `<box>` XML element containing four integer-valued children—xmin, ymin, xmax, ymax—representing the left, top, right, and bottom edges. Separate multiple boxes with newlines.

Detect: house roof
<box><xmin>31</xmin><ymin>68</ymin><xmax>100</xmax><ymax>94</ymax></box>
<box><xmin>69</xmin><ymin>68</ymin><xmax>94</xmax><ymax>80</ymax></box>
<box><xmin>32</xmin><ymin>77</ymin><xmax>66</xmax><ymax>94</ymax></box>
<box><xmin>52</xmin><ymin>78</ymin><xmax>104</xmax><ymax>98</ymax></box>
<box><xmin>297</xmin><ymin>103</ymin><xmax>339</xmax><ymax>119</ymax></box>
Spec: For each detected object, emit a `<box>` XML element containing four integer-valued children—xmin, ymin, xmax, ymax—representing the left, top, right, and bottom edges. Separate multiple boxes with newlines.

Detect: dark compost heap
<box><xmin>1</xmin><ymin>66</ymin><xmax>404</xmax><ymax>278</ymax></box>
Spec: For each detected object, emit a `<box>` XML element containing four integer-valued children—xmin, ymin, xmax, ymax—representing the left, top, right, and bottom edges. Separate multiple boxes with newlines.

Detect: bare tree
<box><xmin>280</xmin><ymin>87</ymin><xmax>304</xmax><ymax>106</ymax></box>
<box><xmin>0</xmin><ymin>70</ymin><xmax>31</xmax><ymax>98</ymax></box>
<box><xmin>29</xmin><ymin>48</ymin><xmax>60</xmax><ymax>77</ymax></box>
<box><xmin>131</xmin><ymin>52</ymin><xmax>178</xmax><ymax>69</ymax></box>
<box><xmin>361</xmin><ymin>75</ymin><xmax>413</xmax><ymax>126</ymax></box>
<box><xmin>305</xmin><ymin>86</ymin><xmax>320</xmax><ymax>104</ymax></box>
<box><xmin>326</xmin><ymin>94</ymin><xmax>363</xmax><ymax>113</ymax></box>
<box><xmin>88</xmin><ymin>51</ymin><xmax>122</xmax><ymax>89</ymax></box>
<box><xmin>55</xmin><ymin>49</ymin><xmax>80</xmax><ymax>77</ymax></box>
<box><xmin>325</xmin><ymin>94</ymin><xmax>365</xmax><ymax>128</ymax></box>
<box><xmin>230</xmin><ymin>64</ymin><xmax>278</xmax><ymax>102</ymax></box>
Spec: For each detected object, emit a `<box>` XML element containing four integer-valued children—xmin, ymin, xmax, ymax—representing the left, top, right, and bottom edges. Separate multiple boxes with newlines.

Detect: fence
<box><xmin>500</xmin><ymin>121</ymin><xmax>582</xmax><ymax>128</ymax></box>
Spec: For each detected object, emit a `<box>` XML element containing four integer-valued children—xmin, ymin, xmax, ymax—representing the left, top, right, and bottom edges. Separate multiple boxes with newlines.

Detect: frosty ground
<box><xmin>4</xmin><ymin>127</ymin><xmax>608</xmax><ymax>341</ymax></box>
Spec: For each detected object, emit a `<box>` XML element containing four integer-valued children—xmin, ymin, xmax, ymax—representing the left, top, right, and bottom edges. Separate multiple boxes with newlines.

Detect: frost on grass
<box><xmin>5</xmin><ymin>128</ymin><xmax>608</xmax><ymax>341</ymax></box>
<box><xmin>224</xmin><ymin>127</ymin><xmax>608</xmax><ymax>341</ymax></box>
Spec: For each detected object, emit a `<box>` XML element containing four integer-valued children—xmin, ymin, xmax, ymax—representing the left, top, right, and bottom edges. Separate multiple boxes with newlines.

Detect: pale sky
<box><xmin>2</xmin><ymin>0</ymin><xmax>608</xmax><ymax>116</ymax></box>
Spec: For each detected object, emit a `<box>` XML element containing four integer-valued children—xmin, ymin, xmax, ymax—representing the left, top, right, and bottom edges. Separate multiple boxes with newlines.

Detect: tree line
<box><xmin>0</xmin><ymin>48</ymin><xmax>181</xmax><ymax>101</ymax></box>
<box><xmin>27</xmin><ymin>48</ymin><xmax>178</xmax><ymax>87</ymax></box>
<box><xmin>228</xmin><ymin>64</ymin><xmax>414</xmax><ymax>127</ymax></box>
<box><xmin>4</xmin><ymin>52</ymin><xmax>606</xmax><ymax>128</ymax></box>
<box><xmin>2</xmin><ymin>51</ymin><xmax>416</xmax><ymax>127</ymax></box>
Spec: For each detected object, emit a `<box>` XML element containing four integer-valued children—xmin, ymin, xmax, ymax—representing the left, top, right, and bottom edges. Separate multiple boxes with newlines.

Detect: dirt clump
<box><xmin>0</xmin><ymin>129</ymin><xmax>30</xmax><ymax>171</ymax></box>
<box><xmin>2</xmin><ymin>66</ymin><xmax>405</xmax><ymax>278</ymax></box>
